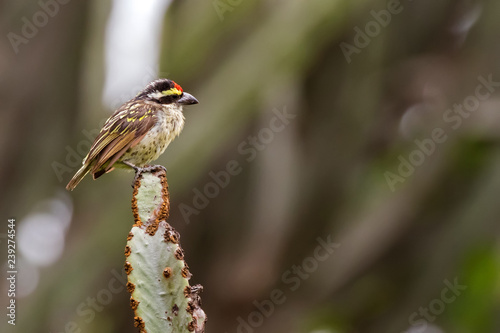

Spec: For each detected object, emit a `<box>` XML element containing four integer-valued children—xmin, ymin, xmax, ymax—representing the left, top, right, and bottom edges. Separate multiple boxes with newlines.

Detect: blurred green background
<box><xmin>1</xmin><ymin>0</ymin><xmax>500</xmax><ymax>332</ymax></box>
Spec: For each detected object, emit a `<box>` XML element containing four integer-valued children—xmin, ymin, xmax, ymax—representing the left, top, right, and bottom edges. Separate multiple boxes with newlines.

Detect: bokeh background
<box><xmin>1</xmin><ymin>0</ymin><xmax>500</xmax><ymax>332</ymax></box>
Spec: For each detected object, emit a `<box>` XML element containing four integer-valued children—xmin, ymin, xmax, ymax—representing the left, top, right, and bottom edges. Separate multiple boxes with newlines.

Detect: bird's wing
<box><xmin>84</xmin><ymin>102</ymin><xmax>158</xmax><ymax>174</ymax></box>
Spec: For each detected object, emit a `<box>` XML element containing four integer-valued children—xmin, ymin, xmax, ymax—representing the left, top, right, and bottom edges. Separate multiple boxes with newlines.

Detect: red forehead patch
<box><xmin>173</xmin><ymin>81</ymin><xmax>183</xmax><ymax>92</ymax></box>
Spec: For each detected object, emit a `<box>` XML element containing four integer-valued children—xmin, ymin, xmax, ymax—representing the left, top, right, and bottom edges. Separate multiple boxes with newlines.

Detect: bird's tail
<box><xmin>66</xmin><ymin>164</ymin><xmax>91</xmax><ymax>191</ymax></box>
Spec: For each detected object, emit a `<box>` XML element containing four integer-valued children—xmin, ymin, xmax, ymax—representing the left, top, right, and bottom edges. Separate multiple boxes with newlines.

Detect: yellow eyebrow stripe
<box><xmin>162</xmin><ymin>88</ymin><xmax>182</xmax><ymax>96</ymax></box>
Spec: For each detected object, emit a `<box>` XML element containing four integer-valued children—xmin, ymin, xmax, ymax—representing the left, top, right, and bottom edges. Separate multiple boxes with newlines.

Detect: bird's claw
<box><xmin>142</xmin><ymin>164</ymin><xmax>167</xmax><ymax>174</ymax></box>
<box><xmin>126</xmin><ymin>163</ymin><xmax>167</xmax><ymax>188</ymax></box>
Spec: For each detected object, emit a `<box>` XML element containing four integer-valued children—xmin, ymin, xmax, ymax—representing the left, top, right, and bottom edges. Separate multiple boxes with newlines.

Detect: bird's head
<box><xmin>139</xmin><ymin>79</ymin><xmax>199</xmax><ymax>106</ymax></box>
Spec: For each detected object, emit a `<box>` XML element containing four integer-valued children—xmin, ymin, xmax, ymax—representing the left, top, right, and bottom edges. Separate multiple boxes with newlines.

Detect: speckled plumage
<box><xmin>66</xmin><ymin>79</ymin><xmax>198</xmax><ymax>191</ymax></box>
<box><xmin>120</xmin><ymin>102</ymin><xmax>185</xmax><ymax>166</ymax></box>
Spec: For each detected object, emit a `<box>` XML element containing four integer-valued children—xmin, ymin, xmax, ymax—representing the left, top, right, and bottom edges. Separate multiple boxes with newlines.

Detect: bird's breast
<box><xmin>121</xmin><ymin>106</ymin><xmax>185</xmax><ymax>166</ymax></box>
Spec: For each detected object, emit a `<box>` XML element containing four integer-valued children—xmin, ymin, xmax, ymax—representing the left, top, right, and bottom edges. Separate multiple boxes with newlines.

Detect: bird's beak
<box><xmin>177</xmin><ymin>92</ymin><xmax>199</xmax><ymax>105</ymax></box>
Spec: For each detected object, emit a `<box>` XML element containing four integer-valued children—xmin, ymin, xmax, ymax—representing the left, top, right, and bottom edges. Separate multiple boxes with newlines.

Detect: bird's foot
<box><xmin>123</xmin><ymin>162</ymin><xmax>167</xmax><ymax>188</ymax></box>
<box><xmin>123</xmin><ymin>161</ymin><xmax>144</xmax><ymax>188</ymax></box>
<box><xmin>142</xmin><ymin>164</ymin><xmax>167</xmax><ymax>174</ymax></box>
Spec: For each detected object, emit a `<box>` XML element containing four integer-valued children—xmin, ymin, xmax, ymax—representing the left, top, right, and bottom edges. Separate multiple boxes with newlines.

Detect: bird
<box><xmin>66</xmin><ymin>79</ymin><xmax>198</xmax><ymax>191</ymax></box>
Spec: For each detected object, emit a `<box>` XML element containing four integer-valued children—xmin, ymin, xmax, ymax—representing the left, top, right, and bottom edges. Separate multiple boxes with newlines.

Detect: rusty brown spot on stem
<box><xmin>175</xmin><ymin>248</ymin><xmax>184</xmax><ymax>260</ymax></box>
<box><xmin>124</xmin><ymin>245</ymin><xmax>131</xmax><ymax>257</ymax></box>
<box><xmin>126</xmin><ymin>282</ymin><xmax>135</xmax><ymax>293</ymax></box>
<box><xmin>164</xmin><ymin>228</ymin><xmax>180</xmax><ymax>244</ymax></box>
<box><xmin>172</xmin><ymin>304</ymin><xmax>179</xmax><ymax>316</ymax></box>
<box><xmin>163</xmin><ymin>267</ymin><xmax>172</xmax><ymax>278</ymax></box>
<box><xmin>184</xmin><ymin>286</ymin><xmax>191</xmax><ymax>297</ymax></box>
<box><xmin>131</xmin><ymin>175</ymin><xmax>142</xmax><ymax>227</ymax></box>
<box><xmin>134</xmin><ymin>316</ymin><xmax>145</xmax><ymax>330</ymax></box>
<box><xmin>181</xmin><ymin>266</ymin><xmax>191</xmax><ymax>279</ymax></box>
<box><xmin>157</xmin><ymin>170</ymin><xmax>170</xmax><ymax>222</ymax></box>
<box><xmin>124</xmin><ymin>261</ymin><xmax>133</xmax><ymax>275</ymax></box>
<box><xmin>186</xmin><ymin>301</ymin><xmax>195</xmax><ymax>315</ymax></box>
<box><xmin>146</xmin><ymin>223</ymin><xmax>158</xmax><ymax>236</ymax></box>
<box><xmin>130</xmin><ymin>297</ymin><xmax>139</xmax><ymax>310</ymax></box>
